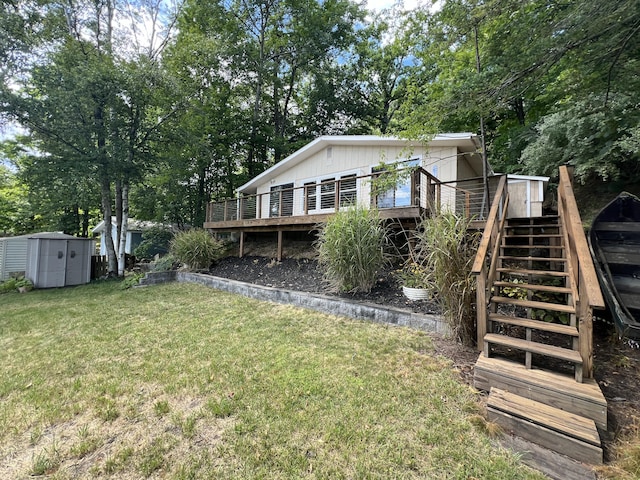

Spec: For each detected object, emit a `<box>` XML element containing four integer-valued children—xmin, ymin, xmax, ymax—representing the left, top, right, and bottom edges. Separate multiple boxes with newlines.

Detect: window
<box><xmin>320</xmin><ymin>178</ymin><xmax>335</xmax><ymax>209</ymax></box>
<box><xmin>270</xmin><ymin>183</ymin><xmax>294</xmax><ymax>217</ymax></box>
<box><xmin>304</xmin><ymin>181</ymin><xmax>317</xmax><ymax>211</ymax></box>
<box><xmin>339</xmin><ymin>174</ymin><xmax>357</xmax><ymax>206</ymax></box>
<box><xmin>373</xmin><ymin>159</ymin><xmax>420</xmax><ymax>208</ymax></box>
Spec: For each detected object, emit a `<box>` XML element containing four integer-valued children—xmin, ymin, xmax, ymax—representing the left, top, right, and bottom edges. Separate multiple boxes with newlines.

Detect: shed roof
<box><xmin>237</xmin><ymin>134</ymin><xmax>482</xmax><ymax>194</ymax></box>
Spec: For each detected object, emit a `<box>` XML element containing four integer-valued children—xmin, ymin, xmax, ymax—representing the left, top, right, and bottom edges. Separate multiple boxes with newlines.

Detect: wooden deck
<box><xmin>203</xmin><ymin>206</ymin><xmax>423</xmax><ymax>232</ymax></box>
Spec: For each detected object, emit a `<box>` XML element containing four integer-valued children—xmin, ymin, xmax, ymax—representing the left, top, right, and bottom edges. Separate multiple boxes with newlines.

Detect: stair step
<box><xmin>492</xmin><ymin>296</ymin><xmax>575</xmax><ymax>313</ymax></box>
<box><xmin>494</xmin><ymin>281</ymin><xmax>572</xmax><ymax>294</ymax></box>
<box><xmin>474</xmin><ymin>356</ymin><xmax>607</xmax><ymax>429</ymax></box>
<box><xmin>505</xmin><ymin>224</ymin><xmax>560</xmax><ymax>230</ymax></box>
<box><xmin>500</xmin><ymin>244</ymin><xmax>565</xmax><ymax>250</ymax></box>
<box><xmin>499</xmin><ymin>255</ymin><xmax>567</xmax><ymax>262</ymax></box>
<box><xmin>489</xmin><ymin>314</ymin><xmax>578</xmax><ymax>336</ymax></box>
<box><xmin>498</xmin><ymin>268</ymin><xmax>569</xmax><ymax>278</ymax></box>
<box><xmin>487</xmin><ymin>388</ymin><xmax>602</xmax><ymax>464</ymax></box>
<box><xmin>484</xmin><ymin>333</ymin><xmax>582</xmax><ymax>364</ymax></box>
<box><xmin>504</xmin><ymin>234</ymin><xmax>563</xmax><ymax>239</ymax></box>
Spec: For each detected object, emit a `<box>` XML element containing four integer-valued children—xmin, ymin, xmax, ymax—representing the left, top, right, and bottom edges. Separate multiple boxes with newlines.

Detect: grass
<box><xmin>0</xmin><ymin>281</ymin><xmax>546</xmax><ymax>479</ymax></box>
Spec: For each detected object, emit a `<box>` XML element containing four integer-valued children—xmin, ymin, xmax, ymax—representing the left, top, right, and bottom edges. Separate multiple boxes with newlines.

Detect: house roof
<box><xmin>92</xmin><ymin>218</ymin><xmax>166</xmax><ymax>234</ymax></box>
<box><xmin>237</xmin><ymin>134</ymin><xmax>482</xmax><ymax>194</ymax></box>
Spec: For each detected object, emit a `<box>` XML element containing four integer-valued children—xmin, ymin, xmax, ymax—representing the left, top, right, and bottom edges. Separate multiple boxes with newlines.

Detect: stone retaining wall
<box><xmin>142</xmin><ymin>270</ymin><xmax>449</xmax><ymax>335</ymax></box>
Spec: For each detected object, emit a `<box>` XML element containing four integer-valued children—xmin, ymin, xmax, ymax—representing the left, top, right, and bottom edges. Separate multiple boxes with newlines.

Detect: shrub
<box><xmin>151</xmin><ymin>254</ymin><xmax>179</xmax><ymax>272</ymax></box>
<box><xmin>0</xmin><ymin>278</ymin><xmax>18</xmax><ymax>294</ymax></box>
<box><xmin>316</xmin><ymin>205</ymin><xmax>388</xmax><ymax>293</ymax></box>
<box><xmin>413</xmin><ymin>212</ymin><xmax>480</xmax><ymax>346</ymax></box>
<box><xmin>133</xmin><ymin>226</ymin><xmax>174</xmax><ymax>261</ymax></box>
<box><xmin>169</xmin><ymin>229</ymin><xmax>225</xmax><ymax>271</ymax></box>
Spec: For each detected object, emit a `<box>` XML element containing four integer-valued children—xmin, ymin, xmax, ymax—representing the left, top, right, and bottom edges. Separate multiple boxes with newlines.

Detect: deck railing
<box><xmin>471</xmin><ymin>175</ymin><xmax>509</xmax><ymax>347</ymax></box>
<box><xmin>205</xmin><ymin>168</ymin><xmax>479</xmax><ymax>225</ymax></box>
<box><xmin>557</xmin><ymin>166</ymin><xmax>605</xmax><ymax>378</ymax></box>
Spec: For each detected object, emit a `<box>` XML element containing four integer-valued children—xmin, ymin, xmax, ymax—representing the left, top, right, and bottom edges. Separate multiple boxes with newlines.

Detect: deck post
<box><xmin>238</xmin><ymin>231</ymin><xmax>245</xmax><ymax>258</ymax></box>
<box><xmin>277</xmin><ymin>230</ymin><xmax>283</xmax><ymax>262</ymax></box>
<box><xmin>476</xmin><ymin>264</ymin><xmax>487</xmax><ymax>350</ymax></box>
<box><xmin>257</xmin><ymin>195</ymin><xmax>262</xmax><ymax>219</ymax></box>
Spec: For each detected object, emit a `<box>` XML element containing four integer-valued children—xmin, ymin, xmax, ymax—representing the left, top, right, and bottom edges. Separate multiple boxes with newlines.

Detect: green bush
<box><xmin>413</xmin><ymin>212</ymin><xmax>480</xmax><ymax>346</ymax></box>
<box><xmin>316</xmin><ymin>205</ymin><xmax>388</xmax><ymax>293</ymax></box>
<box><xmin>133</xmin><ymin>226</ymin><xmax>174</xmax><ymax>260</ymax></box>
<box><xmin>0</xmin><ymin>275</ymin><xmax>33</xmax><ymax>294</ymax></box>
<box><xmin>0</xmin><ymin>278</ymin><xmax>18</xmax><ymax>294</ymax></box>
<box><xmin>151</xmin><ymin>254</ymin><xmax>179</xmax><ymax>272</ymax></box>
<box><xmin>169</xmin><ymin>229</ymin><xmax>225</xmax><ymax>271</ymax></box>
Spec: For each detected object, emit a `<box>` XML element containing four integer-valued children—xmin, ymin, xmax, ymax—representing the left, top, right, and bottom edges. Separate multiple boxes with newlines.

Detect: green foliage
<box><xmin>170</xmin><ymin>229</ymin><xmax>225</xmax><ymax>271</ymax></box>
<box><xmin>133</xmin><ymin>226</ymin><xmax>174</xmax><ymax>261</ymax></box>
<box><xmin>151</xmin><ymin>254</ymin><xmax>179</xmax><ymax>272</ymax></box>
<box><xmin>520</xmin><ymin>94</ymin><xmax>640</xmax><ymax>182</ymax></box>
<box><xmin>413</xmin><ymin>213</ymin><xmax>480</xmax><ymax>345</ymax></box>
<box><xmin>394</xmin><ymin>262</ymin><xmax>430</xmax><ymax>289</ymax></box>
<box><xmin>316</xmin><ymin>205</ymin><xmax>388</xmax><ymax>293</ymax></box>
<box><xmin>0</xmin><ymin>275</ymin><xmax>33</xmax><ymax>294</ymax></box>
<box><xmin>121</xmin><ymin>272</ymin><xmax>144</xmax><ymax>290</ymax></box>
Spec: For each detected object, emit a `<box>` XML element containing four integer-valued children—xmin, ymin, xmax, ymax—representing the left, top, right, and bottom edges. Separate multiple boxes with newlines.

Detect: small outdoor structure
<box><xmin>25</xmin><ymin>232</ymin><xmax>94</xmax><ymax>288</ymax></box>
<box><xmin>0</xmin><ymin>234</ymin><xmax>30</xmax><ymax>280</ymax></box>
<box><xmin>92</xmin><ymin>218</ymin><xmax>160</xmax><ymax>256</ymax></box>
<box><xmin>506</xmin><ymin>174</ymin><xmax>549</xmax><ymax>218</ymax></box>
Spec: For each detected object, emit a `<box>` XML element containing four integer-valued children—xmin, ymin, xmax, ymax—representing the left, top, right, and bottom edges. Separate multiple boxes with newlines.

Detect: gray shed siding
<box><xmin>0</xmin><ymin>236</ymin><xmax>29</xmax><ymax>281</ymax></box>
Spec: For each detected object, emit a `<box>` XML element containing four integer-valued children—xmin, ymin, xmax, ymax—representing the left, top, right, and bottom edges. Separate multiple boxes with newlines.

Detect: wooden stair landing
<box><xmin>475</xmin><ymin>356</ymin><xmax>607</xmax><ymax>430</ymax></box>
<box><xmin>487</xmin><ymin>388</ymin><xmax>602</xmax><ymax>465</ymax></box>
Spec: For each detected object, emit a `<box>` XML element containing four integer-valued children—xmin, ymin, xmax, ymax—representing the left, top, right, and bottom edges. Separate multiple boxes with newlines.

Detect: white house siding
<box><xmin>254</xmin><ymin>145</ymin><xmax>460</xmax><ymax>218</ymax></box>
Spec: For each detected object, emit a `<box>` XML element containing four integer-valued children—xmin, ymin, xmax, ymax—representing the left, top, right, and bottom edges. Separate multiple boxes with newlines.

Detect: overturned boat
<box><xmin>588</xmin><ymin>192</ymin><xmax>640</xmax><ymax>339</ymax></box>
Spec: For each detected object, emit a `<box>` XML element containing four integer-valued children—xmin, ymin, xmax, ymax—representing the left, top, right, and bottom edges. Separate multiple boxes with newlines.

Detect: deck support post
<box><xmin>277</xmin><ymin>230</ymin><xmax>283</xmax><ymax>262</ymax></box>
<box><xmin>239</xmin><ymin>231</ymin><xmax>245</xmax><ymax>258</ymax></box>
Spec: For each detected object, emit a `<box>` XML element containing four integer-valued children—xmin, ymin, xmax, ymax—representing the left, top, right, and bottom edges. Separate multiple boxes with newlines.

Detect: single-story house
<box><xmin>237</xmin><ymin>134</ymin><xmax>489</xmax><ymax>218</ymax></box>
<box><xmin>92</xmin><ymin>218</ymin><xmax>162</xmax><ymax>256</ymax></box>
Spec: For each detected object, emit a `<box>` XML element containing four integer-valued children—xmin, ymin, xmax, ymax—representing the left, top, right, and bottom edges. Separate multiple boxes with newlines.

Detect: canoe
<box><xmin>589</xmin><ymin>192</ymin><xmax>640</xmax><ymax>339</ymax></box>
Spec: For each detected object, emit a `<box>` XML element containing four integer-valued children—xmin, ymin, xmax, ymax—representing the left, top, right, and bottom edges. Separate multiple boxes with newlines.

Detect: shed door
<box><xmin>38</xmin><ymin>239</ymin><xmax>67</xmax><ymax>288</ymax></box>
<box><xmin>507</xmin><ymin>181</ymin><xmax>529</xmax><ymax>218</ymax></box>
<box><xmin>65</xmin><ymin>240</ymin><xmax>89</xmax><ymax>286</ymax></box>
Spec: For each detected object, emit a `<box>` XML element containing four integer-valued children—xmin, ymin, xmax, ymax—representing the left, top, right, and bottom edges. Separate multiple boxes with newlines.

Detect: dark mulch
<box><xmin>206</xmin><ymin>254</ymin><xmax>640</xmax><ymax>463</ymax></box>
<box><xmin>208</xmin><ymin>255</ymin><xmax>440</xmax><ymax>315</ymax></box>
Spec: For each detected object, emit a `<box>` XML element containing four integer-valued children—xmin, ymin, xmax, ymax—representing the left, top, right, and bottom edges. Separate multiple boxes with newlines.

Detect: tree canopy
<box><xmin>1</xmin><ymin>0</ymin><xmax>638</xmax><ymax>259</ymax></box>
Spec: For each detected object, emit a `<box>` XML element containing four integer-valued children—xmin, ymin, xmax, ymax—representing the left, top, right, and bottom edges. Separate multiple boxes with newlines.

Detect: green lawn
<box><xmin>0</xmin><ymin>281</ymin><xmax>544</xmax><ymax>479</ymax></box>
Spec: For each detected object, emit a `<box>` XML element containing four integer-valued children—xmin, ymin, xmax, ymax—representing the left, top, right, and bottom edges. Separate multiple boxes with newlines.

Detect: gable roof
<box><xmin>92</xmin><ymin>218</ymin><xmax>166</xmax><ymax>235</ymax></box>
<box><xmin>237</xmin><ymin>134</ymin><xmax>482</xmax><ymax>194</ymax></box>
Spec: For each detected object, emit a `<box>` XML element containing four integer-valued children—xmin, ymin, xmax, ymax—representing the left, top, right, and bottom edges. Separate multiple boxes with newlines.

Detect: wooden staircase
<box><xmin>471</xmin><ymin>169</ymin><xmax>607</xmax><ymax>467</ymax></box>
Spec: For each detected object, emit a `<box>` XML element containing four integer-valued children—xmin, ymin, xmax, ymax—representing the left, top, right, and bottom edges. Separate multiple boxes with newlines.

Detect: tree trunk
<box><xmin>101</xmin><ymin>177</ymin><xmax>117</xmax><ymax>274</ymax></box>
<box><xmin>117</xmin><ymin>182</ymin><xmax>129</xmax><ymax>276</ymax></box>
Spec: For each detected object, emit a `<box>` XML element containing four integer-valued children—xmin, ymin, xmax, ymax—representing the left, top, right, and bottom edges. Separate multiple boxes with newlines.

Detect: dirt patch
<box><xmin>207</xmin><ymin>253</ymin><xmax>640</xmax><ymax>465</ymax></box>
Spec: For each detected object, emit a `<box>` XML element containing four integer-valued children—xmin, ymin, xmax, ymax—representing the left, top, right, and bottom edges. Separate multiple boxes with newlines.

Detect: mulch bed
<box><xmin>206</xmin><ymin>254</ymin><xmax>640</xmax><ymax>462</ymax></box>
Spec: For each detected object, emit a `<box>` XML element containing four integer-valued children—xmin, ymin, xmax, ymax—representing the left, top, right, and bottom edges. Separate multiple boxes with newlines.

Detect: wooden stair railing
<box><xmin>557</xmin><ymin>166</ymin><xmax>605</xmax><ymax>378</ymax></box>
<box><xmin>471</xmin><ymin>175</ymin><xmax>509</xmax><ymax>348</ymax></box>
<box><xmin>473</xmin><ymin>167</ymin><xmax>605</xmax><ymax>381</ymax></box>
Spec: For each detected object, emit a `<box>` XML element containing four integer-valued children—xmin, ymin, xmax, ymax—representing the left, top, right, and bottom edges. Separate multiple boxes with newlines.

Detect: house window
<box><xmin>270</xmin><ymin>183</ymin><xmax>294</xmax><ymax>217</ymax></box>
<box><xmin>339</xmin><ymin>174</ymin><xmax>357</xmax><ymax>206</ymax></box>
<box><xmin>374</xmin><ymin>159</ymin><xmax>420</xmax><ymax>208</ymax></box>
<box><xmin>320</xmin><ymin>178</ymin><xmax>336</xmax><ymax>209</ymax></box>
<box><xmin>304</xmin><ymin>181</ymin><xmax>317</xmax><ymax>211</ymax></box>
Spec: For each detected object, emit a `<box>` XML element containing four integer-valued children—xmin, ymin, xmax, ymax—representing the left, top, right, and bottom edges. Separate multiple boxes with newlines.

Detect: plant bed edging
<box><xmin>176</xmin><ymin>271</ymin><xmax>450</xmax><ymax>336</ymax></box>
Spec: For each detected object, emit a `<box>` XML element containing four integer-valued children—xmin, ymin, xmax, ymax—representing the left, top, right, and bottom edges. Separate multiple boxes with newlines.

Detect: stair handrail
<box><xmin>472</xmin><ymin>174</ymin><xmax>509</xmax><ymax>349</ymax></box>
<box><xmin>557</xmin><ymin>166</ymin><xmax>605</xmax><ymax>378</ymax></box>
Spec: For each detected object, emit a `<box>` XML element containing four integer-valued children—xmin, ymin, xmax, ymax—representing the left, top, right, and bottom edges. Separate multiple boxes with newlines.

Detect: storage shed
<box><xmin>25</xmin><ymin>233</ymin><xmax>94</xmax><ymax>288</ymax></box>
<box><xmin>0</xmin><ymin>234</ymin><xmax>30</xmax><ymax>281</ymax></box>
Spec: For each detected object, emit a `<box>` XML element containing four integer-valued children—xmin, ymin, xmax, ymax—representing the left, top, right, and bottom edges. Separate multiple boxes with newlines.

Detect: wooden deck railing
<box><xmin>205</xmin><ymin>168</ymin><xmax>476</xmax><ymax>225</ymax></box>
<box><xmin>471</xmin><ymin>175</ymin><xmax>509</xmax><ymax>348</ymax></box>
<box><xmin>557</xmin><ymin>166</ymin><xmax>605</xmax><ymax>378</ymax></box>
